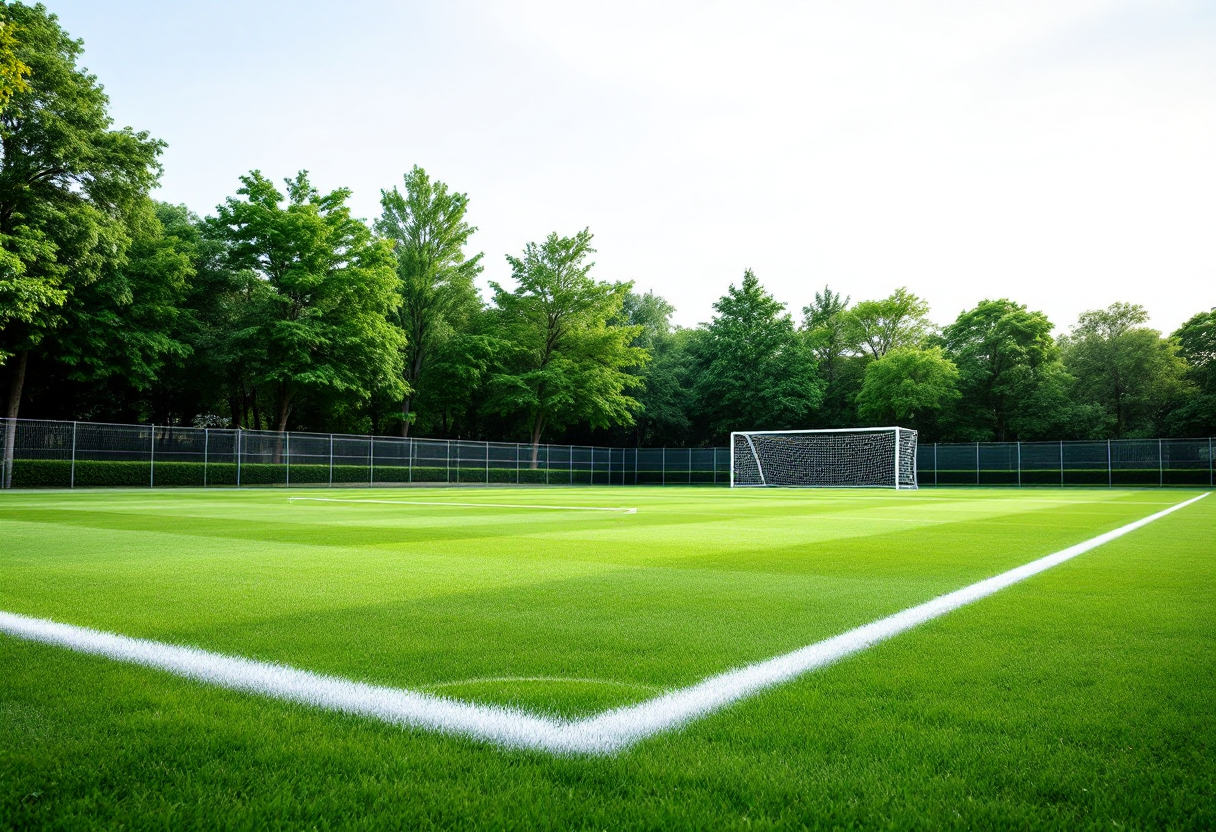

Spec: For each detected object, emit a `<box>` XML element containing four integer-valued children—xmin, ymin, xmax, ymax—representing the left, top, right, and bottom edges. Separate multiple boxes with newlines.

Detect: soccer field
<box><xmin>1</xmin><ymin>486</ymin><xmax>1213</xmax><ymax>829</ymax></box>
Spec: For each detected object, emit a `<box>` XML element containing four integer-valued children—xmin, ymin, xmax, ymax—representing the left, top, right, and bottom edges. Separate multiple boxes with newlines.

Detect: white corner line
<box><xmin>287</xmin><ymin>497</ymin><xmax>637</xmax><ymax>514</ymax></box>
<box><xmin>0</xmin><ymin>492</ymin><xmax>1206</xmax><ymax>755</ymax></box>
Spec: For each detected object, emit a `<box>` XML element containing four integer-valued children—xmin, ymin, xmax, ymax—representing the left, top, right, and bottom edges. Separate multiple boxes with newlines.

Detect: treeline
<box><xmin>1</xmin><ymin>4</ymin><xmax>1213</xmax><ymax>456</ymax></box>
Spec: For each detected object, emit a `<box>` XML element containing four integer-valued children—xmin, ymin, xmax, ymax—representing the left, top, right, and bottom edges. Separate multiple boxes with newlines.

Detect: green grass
<box><xmin>1</xmin><ymin>486</ymin><xmax>1212</xmax><ymax>829</ymax></box>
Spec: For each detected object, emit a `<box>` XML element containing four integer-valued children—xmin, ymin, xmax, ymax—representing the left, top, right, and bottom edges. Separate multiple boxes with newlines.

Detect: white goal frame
<box><xmin>730</xmin><ymin>426</ymin><xmax>918</xmax><ymax>489</ymax></box>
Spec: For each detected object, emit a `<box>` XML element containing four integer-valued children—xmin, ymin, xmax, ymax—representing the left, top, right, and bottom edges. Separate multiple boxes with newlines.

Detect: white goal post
<box><xmin>730</xmin><ymin>427</ymin><xmax>918</xmax><ymax>489</ymax></box>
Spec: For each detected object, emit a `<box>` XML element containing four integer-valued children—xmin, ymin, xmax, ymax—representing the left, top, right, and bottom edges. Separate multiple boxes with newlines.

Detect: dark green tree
<box><xmin>0</xmin><ymin>2</ymin><xmax>162</xmax><ymax>485</ymax></box>
<box><xmin>212</xmin><ymin>171</ymin><xmax>405</xmax><ymax>431</ymax></box>
<box><xmin>40</xmin><ymin>200</ymin><xmax>192</xmax><ymax>412</ymax></box>
<box><xmin>691</xmin><ymin>270</ymin><xmax>823</xmax><ymax>439</ymax></box>
<box><xmin>1166</xmin><ymin>309</ymin><xmax>1216</xmax><ymax>436</ymax></box>
<box><xmin>375</xmin><ymin>166</ymin><xmax>483</xmax><ymax>436</ymax></box>
<box><xmin>802</xmin><ymin>285</ymin><xmax>863</xmax><ymax>427</ymax></box>
<box><xmin>1061</xmin><ymin>303</ymin><xmax>1191</xmax><ymax>438</ymax></box>
<box><xmin>484</xmin><ymin>229</ymin><xmax>646</xmax><ymax>464</ymax></box>
<box><xmin>856</xmin><ymin>346</ymin><xmax>960</xmax><ymax>427</ymax></box>
<box><xmin>938</xmin><ymin>299</ymin><xmax>1059</xmax><ymax>441</ymax></box>
<box><xmin>847</xmin><ymin>287</ymin><xmax>933</xmax><ymax>359</ymax></box>
<box><xmin>615</xmin><ymin>290</ymin><xmax>691</xmax><ymax>445</ymax></box>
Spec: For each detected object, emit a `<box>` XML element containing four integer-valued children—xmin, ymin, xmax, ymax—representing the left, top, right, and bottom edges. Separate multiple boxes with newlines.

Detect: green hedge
<box><xmin>10</xmin><ymin>459</ymin><xmax>580</xmax><ymax>488</ymax></box>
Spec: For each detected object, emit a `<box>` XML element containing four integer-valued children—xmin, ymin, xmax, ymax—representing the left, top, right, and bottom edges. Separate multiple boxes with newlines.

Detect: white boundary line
<box><xmin>0</xmin><ymin>493</ymin><xmax>1206</xmax><ymax>755</ymax></box>
<box><xmin>287</xmin><ymin>497</ymin><xmax>637</xmax><ymax>514</ymax></box>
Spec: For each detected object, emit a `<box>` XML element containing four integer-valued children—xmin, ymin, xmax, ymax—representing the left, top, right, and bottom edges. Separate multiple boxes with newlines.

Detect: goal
<box><xmin>731</xmin><ymin>427</ymin><xmax>918</xmax><ymax>489</ymax></box>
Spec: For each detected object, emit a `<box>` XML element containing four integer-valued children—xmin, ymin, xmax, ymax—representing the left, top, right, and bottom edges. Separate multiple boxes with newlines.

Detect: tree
<box><xmin>802</xmin><ymin>285</ymin><xmax>864</xmax><ymax>428</ymax></box>
<box><xmin>1</xmin><ymin>2</ymin><xmax>163</xmax><ymax>486</ymax></box>
<box><xmin>484</xmin><ymin>229</ymin><xmax>646</xmax><ymax>464</ymax></box>
<box><xmin>0</xmin><ymin>19</ymin><xmax>30</xmax><ymax>111</ymax></box>
<box><xmin>1060</xmin><ymin>303</ymin><xmax>1191</xmax><ymax>438</ymax></box>
<box><xmin>856</xmin><ymin>346</ymin><xmax>960</xmax><ymax>426</ymax></box>
<box><xmin>39</xmin><ymin>200</ymin><xmax>192</xmax><ymax>410</ymax></box>
<box><xmin>375</xmin><ymin>166</ymin><xmax>483</xmax><ymax>436</ymax></box>
<box><xmin>1166</xmin><ymin>309</ymin><xmax>1216</xmax><ymax>436</ymax></box>
<box><xmin>691</xmin><ymin>270</ymin><xmax>823</xmax><ymax>439</ymax></box>
<box><xmin>212</xmin><ymin>170</ymin><xmax>405</xmax><ymax>431</ymax></box>
<box><xmin>847</xmin><ymin>287</ymin><xmax>933</xmax><ymax>359</ymax></box>
<box><xmin>938</xmin><ymin>299</ymin><xmax>1059</xmax><ymax>440</ymax></box>
<box><xmin>802</xmin><ymin>285</ymin><xmax>853</xmax><ymax>382</ymax></box>
<box><xmin>615</xmin><ymin>290</ymin><xmax>691</xmax><ymax>445</ymax></box>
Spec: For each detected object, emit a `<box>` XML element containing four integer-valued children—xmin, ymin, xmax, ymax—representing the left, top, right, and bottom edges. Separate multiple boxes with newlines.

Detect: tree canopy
<box><xmin>691</xmin><ymin>270</ymin><xmax>824</xmax><ymax>439</ymax></box>
<box><xmin>376</xmin><ymin>166</ymin><xmax>482</xmax><ymax>436</ymax></box>
<box><xmin>211</xmin><ymin>171</ymin><xmax>404</xmax><ymax>431</ymax></box>
<box><xmin>484</xmin><ymin>229</ymin><xmax>646</xmax><ymax>462</ymax></box>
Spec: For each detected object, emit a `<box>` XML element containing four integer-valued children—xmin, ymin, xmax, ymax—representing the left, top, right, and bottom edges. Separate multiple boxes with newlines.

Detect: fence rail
<box><xmin>0</xmin><ymin>419</ymin><xmax>1212</xmax><ymax>489</ymax></box>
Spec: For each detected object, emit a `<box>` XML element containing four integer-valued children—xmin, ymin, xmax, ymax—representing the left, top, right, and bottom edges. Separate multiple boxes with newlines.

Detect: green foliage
<box><xmin>856</xmin><ymin>346</ymin><xmax>960</xmax><ymax>426</ymax></box>
<box><xmin>43</xmin><ymin>201</ymin><xmax>192</xmax><ymax>392</ymax></box>
<box><xmin>376</xmin><ymin>167</ymin><xmax>483</xmax><ymax>435</ymax></box>
<box><xmin>212</xmin><ymin>171</ymin><xmax>406</xmax><ymax>431</ymax></box>
<box><xmin>691</xmin><ymin>270</ymin><xmax>823</xmax><ymax>439</ymax></box>
<box><xmin>0</xmin><ymin>2</ymin><xmax>163</xmax><ymax>367</ymax></box>
<box><xmin>0</xmin><ymin>19</ymin><xmax>31</xmax><ymax>111</ymax></box>
<box><xmin>485</xmin><ymin>229</ymin><xmax>646</xmax><ymax>458</ymax></box>
<box><xmin>847</xmin><ymin>287</ymin><xmax>932</xmax><ymax>359</ymax></box>
<box><xmin>938</xmin><ymin>299</ymin><xmax>1060</xmax><ymax>440</ymax></box>
<box><xmin>1061</xmin><ymin>303</ymin><xmax>1192</xmax><ymax>438</ymax></box>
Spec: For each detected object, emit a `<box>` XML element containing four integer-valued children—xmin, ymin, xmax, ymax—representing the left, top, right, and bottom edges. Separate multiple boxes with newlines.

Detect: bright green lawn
<box><xmin>1</xmin><ymin>486</ymin><xmax>1212</xmax><ymax>829</ymax></box>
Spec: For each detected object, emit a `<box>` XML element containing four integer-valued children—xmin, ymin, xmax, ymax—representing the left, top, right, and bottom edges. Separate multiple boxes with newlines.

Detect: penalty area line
<box><xmin>0</xmin><ymin>492</ymin><xmax>1206</xmax><ymax>755</ymax></box>
<box><xmin>287</xmin><ymin>496</ymin><xmax>637</xmax><ymax>514</ymax></box>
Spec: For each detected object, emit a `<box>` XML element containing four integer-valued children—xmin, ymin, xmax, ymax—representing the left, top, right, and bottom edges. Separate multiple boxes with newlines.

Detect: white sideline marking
<box><xmin>0</xmin><ymin>493</ymin><xmax>1206</xmax><ymax>755</ymax></box>
<box><xmin>288</xmin><ymin>497</ymin><xmax>637</xmax><ymax>514</ymax></box>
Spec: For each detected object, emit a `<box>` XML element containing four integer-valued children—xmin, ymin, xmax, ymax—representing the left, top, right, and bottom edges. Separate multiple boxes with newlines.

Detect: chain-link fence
<box><xmin>917</xmin><ymin>439</ymin><xmax>1216</xmax><ymax>487</ymax></box>
<box><xmin>0</xmin><ymin>419</ymin><xmax>1211</xmax><ymax>489</ymax></box>
<box><xmin>0</xmin><ymin>419</ymin><xmax>732</xmax><ymax>489</ymax></box>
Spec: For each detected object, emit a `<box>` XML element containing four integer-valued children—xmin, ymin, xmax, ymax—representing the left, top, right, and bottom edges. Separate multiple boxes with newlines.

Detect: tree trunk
<box><xmin>3</xmin><ymin>350</ymin><xmax>29</xmax><ymax>489</ymax></box>
<box><xmin>276</xmin><ymin>389</ymin><xmax>292</xmax><ymax>432</ymax></box>
<box><xmin>251</xmin><ymin>387</ymin><xmax>262</xmax><ymax>431</ymax></box>
<box><xmin>400</xmin><ymin>392</ymin><xmax>412</xmax><ymax>437</ymax></box>
<box><xmin>529</xmin><ymin>413</ymin><xmax>545</xmax><ymax>469</ymax></box>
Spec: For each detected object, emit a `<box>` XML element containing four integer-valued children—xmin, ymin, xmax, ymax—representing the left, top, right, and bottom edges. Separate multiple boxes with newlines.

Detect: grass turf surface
<box><xmin>1</xmin><ymin>486</ymin><xmax>1212</xmax><ymax>829</ymax></box>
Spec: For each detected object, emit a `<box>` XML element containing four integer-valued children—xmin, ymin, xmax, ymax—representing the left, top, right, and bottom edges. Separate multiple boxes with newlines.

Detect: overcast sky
<box><xmin>47</xmin><ymin>0</ymin><xmax>1216</xmax><ymax>334</ymax></box>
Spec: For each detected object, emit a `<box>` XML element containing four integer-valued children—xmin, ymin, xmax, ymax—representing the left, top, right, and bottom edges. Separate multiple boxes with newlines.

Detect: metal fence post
<box><xmin>1016</xmin><ymin>441</ymin><xmax>1021</xmax><ymax>488</ymax></box>
<box><xmin>1210</xmin><ymin>436</ymin><xmax>1214</xmax><ymax>488</ymax></box>
<box><xmin>150</xmin><ymin>424</ymin><xmax>155</xmax><ymax>488</ymax></box>
<box><xmin>934</xmin><ymin>443</ymin><xmax>938</xmax><ymax>486</ymax></box>
<box><xmin>203</xmin><ymin>427</ymin><xmax>208</xmax><ymax>488</ymax></box>
<box><xmin>1059</xmin><ymin>440</ymin><xmax>1064</xmax><ymax>488</ymax></box>
<box><xmin>369</xmin><ymin>435</ymin><xmax>375</xmax><ymax>486</ymax></box>
<box><xmin>1107</xmin><ymin>439</ymin><xmax>1112</xmax><ymax>488</ymax></box>
<box><xmin>662</xmin><ymin>447</ymin><xmax>666</xmax><ymax>486</ymax></box>
<box><xmin>328</xmin><ymin>434</ymin><xmax>334</xmax><ymax>486</ymax></box>
<box><xmin>236</xmin><ymin>428</ymin><xmax>242</xmax><ymax>488</ymax></box>
<box><xmin>409</xmin><ymin>437</ymin><xmax>414</xmax><ymax>484</ymax></box>
<box><xmin>485</xmin><ymin>441</ymin><xmax>489</xmax><ymax>485</ymax></box>
<box><xmin>975</xmin><ymin>441</ymin><xmax>980</xmax><ymax>486</ymax></box>
<box><xmin>70</xmin><ymin>421</ymin><xmax>77</xmax><ymax>488</ymax></box>
<box><xmin>545</xmin><ymin>444</ymin><xmax>550</xmax><ymax>485</ymax></box>
<box><xmin>1159</xmin><ymin>438</ymin><xmax>1163</xmax><ymax>487</ymax></box>
<box><xmin>569</xmin><ymin>444</ymin><xmax>574</xmax><ymax>485</ymax></box>
<box><xmin>286</xmin><ymin>431</ymin><xmax>291</xmax><ymax>488</ymax></box>
<box><xmin>516</xmin><ymin>443</ymin><xmax>520</xmax><ymax>485</ymax></box>
<box><xmin>446</xmin><ymin>439</ymin><xmax>450</xmax><ymax>484</ymax></box>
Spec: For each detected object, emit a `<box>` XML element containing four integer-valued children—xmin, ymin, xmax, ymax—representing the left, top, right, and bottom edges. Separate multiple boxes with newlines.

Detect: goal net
<box><xmin>731</xmin><ymin>427</ymin><xmax>918</xmax><ymax>489</ymax></box>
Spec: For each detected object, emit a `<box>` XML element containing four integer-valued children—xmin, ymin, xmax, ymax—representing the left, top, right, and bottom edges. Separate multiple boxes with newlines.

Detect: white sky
<box><xmin>49</xmin><ymin>0</ymin><xmax>1216</xmax><ymax>334</ymax></box>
